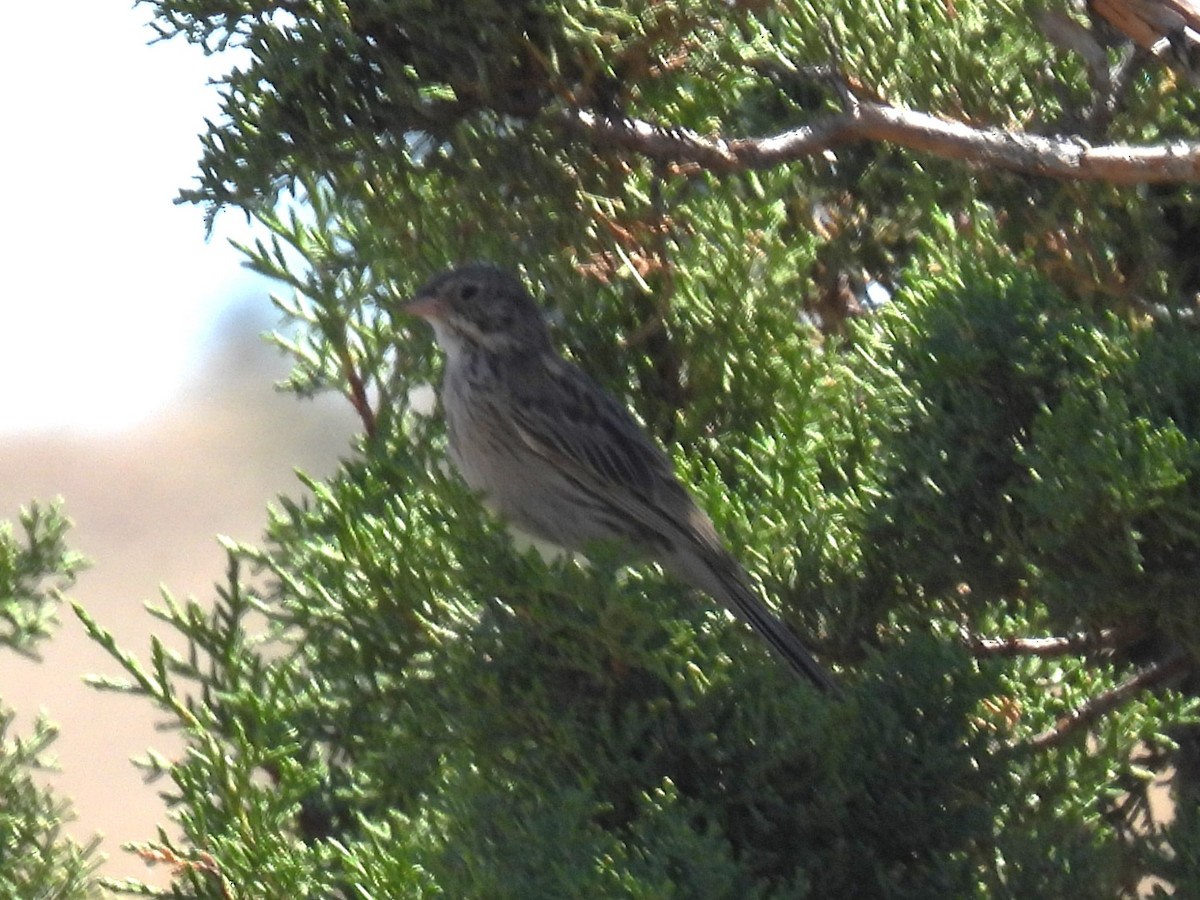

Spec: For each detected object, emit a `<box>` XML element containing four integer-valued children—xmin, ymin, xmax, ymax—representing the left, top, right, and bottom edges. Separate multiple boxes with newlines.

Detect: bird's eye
<box><xmin>458</xmin><ymin>283</ymin><xmax>479</xmax><ymax>301</ymax></box>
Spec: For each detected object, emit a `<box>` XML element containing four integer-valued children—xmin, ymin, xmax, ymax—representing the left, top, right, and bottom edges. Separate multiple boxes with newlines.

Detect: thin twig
<box><xmin>559</xmin><ymin>99</ymin><xmax>1200</xmax><ymax>184</ymax></box>
<box><xmin>818</xmin><ymin>20</ymin><xmax>860</xmax><ymax>114</ymax></box>
<box><xmin>1027</xmin><ymin>652</ymin><xmax>1191</xmax><ymax>751</ymax></box>
<box><xmin>337</xmin><ymin>345</ymin><xmax>376</xmax><ymax>439</ymax></box>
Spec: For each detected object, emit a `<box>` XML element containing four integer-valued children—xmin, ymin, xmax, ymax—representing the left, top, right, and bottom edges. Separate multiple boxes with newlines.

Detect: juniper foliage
<box><xmin>75</xmin><ymin>1</ymin><xmax>1200</xmax><ymax>895</ymax></box>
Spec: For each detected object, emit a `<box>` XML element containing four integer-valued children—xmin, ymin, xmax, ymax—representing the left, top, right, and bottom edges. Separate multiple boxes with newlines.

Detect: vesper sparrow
<box><xmin>405</xmin><ymin>263</ymin><xmax>834</xmax><ymax>691</ymax></box>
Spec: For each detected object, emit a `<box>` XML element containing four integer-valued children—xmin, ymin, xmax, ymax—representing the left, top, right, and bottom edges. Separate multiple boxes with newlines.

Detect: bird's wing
<box><xmin>502</xmin><ymin>354</ymin><xmax>724</xmax><ymax>552</ymax></box>
<box><xmin>502</xmin><ymin>354</ymin><xmax>835</xmax><ymax>690</ymax></box>
<box><xmin>498</xmin><ymin>354</ymin><xmax>835</xmax><ymax>690</ymax></box>
<box><xmin>506</xmin><ymin>356</ymin><xmax>671</xmax><ymax>490</ymax></box>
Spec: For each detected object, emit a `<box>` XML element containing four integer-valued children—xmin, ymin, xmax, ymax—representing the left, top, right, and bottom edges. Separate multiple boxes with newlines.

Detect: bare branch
<box><xmin>1091</xmin><ymin>0</ymin><xmax>1200</xmax><ymax>86</ymax></box>
<box><xmin>1027</xmin><ymin>652</ymin><xmax>1191</xmax><ymax>752</ymax></box>
<box><xmin>966</xmin><ymin>629</ymin><xmax>1124</xmax><ymax>658</ymax></box>
<box><xmin>562</xmin><ymin>111</ymin><xmax>740</xmax><ymax>170</ymax></box>
<box><xmin>561</xmin><ymin>101</ymin><xmax>1200</xmax><ymax>185</ymax></box>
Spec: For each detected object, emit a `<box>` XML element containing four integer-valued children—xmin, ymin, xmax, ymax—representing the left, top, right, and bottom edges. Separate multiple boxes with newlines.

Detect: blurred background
<box><xmin>0</xmin><ymin>2</ymin><xmax>358</xmax><ymax>883</ymax></box>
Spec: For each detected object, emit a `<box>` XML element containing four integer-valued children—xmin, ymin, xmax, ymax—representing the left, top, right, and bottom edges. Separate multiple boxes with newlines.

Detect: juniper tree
<box><xmin>0</xmin><ymin>504</ymin><xmax>99</xmax><ymax>898</ymax></box>
<box><xmin>72</xmin><ymin>1</ymin><xmax>1200</xmax><ymax>895</ymax></box>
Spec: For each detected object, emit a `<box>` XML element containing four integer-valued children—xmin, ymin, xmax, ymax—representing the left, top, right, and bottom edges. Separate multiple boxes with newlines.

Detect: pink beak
<box><xmin>403</xmin><ymin>294</ymin><xmax>447</xmax><ymax>320</ymax></box>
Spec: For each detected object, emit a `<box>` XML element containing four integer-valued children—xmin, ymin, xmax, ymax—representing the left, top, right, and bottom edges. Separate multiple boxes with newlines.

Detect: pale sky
<box><xmin>0</xmin><ymin>3</ymin><xmax>268</xmax><ymax>432</ymax></box>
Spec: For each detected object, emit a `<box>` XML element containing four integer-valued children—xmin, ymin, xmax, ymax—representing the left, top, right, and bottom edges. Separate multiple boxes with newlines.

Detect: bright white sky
<box><xmin>0</xmin><ymin>3</ymin><xmax>269</xmax><ymax>432</ymax></box>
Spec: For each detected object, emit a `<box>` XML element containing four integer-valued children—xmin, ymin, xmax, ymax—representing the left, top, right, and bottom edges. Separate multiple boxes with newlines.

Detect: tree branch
<box><xmin>561</xmin><ymin>101</ymin><xmax>1200</xmax><ymax>185</ymax></box>
<box><xmin>335</xmin><ymin>344</ymin><xmax>376</xmax><ymax>439</ymax></box>
<box><xmin>1027</xmin><ymin>652</ymin><xmax>1191</xmax><ymax>752</ymax></box>
<box><xmin>966</xmin><ymin>628</ymin><xmax>1124</xmax><ymax>658</ymax></box>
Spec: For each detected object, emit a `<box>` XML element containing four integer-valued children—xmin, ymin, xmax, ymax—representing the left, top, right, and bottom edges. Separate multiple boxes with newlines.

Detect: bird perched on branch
<box><xmin>404</xmin><ymin>263</ymin><xmax>835</xmax><ymax>691</ymax></box>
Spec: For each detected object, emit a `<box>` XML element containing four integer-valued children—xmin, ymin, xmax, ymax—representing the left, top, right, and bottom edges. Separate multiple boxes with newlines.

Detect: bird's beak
<box><xmin>403</xmin><ymin>293</ymin><xmax>446</xmax><ymax>320</ymax></box>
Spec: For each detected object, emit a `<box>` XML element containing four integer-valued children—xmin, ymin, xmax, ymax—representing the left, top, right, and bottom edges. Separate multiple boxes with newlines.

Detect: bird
<box><xmin>404</xmin><ymin>263</ymin><xmax>835</xmax><ymax>691</ymax></box>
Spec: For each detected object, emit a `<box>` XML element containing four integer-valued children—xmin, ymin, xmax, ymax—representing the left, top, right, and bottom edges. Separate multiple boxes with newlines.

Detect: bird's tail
<box><xmin>707</xmin><ymin>559</ymin><xmax>838</xmax><ymax>692</ymax></box>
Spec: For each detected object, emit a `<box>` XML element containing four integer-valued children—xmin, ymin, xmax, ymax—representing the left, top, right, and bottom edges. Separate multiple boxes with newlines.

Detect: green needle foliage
<box><xmin>69</xmin><ymin>0</ymin><xmax>1200</xmax><ymax>895</ymax></box>
<box><xmin>0</xmin><ymin>504</ymin><xmax>99</xmax><ymax>898</ymax></box>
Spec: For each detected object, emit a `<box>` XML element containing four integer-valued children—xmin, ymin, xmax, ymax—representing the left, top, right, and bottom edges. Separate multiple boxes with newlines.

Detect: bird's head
<box><xmin>405</xmin><ymin>264</ymin><xmax>552</xmax><ymax>358</ymax></box>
